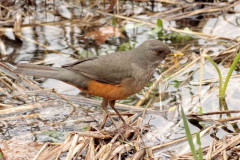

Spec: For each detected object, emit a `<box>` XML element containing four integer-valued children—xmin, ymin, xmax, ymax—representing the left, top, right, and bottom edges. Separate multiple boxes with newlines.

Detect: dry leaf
<box><xmin>85</xmin><ymin>26</ymin><xmax>125</xmax><ymax>44</ymax></box>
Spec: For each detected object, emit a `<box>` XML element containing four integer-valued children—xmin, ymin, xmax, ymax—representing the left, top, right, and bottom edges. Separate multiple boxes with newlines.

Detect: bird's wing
<box><xmin>63</xmin><ymin>52</ymin><xmax>134</xmax><ymax>85</ymax></box>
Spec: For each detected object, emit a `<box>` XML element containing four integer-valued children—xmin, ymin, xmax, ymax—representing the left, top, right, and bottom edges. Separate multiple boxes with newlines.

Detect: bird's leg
<box><xmin>100</xmin><ymin>99</ymin><xmax>127</xmax><ymax>140</ymax></box>
<box><xmin>109</xmin><ymin>100</ymin><xmax>127</xmax><ymax>126</ymax></box>
<box><xmin>99</xmin><ymin>99</ymin><xmax>110</xmax><ymax>129</ymax></box>
<box><xmin>109</xmin><ymin>100</ymin><xmax>138</xmax><ymax>139</ymax></box>
<box><xmin>100</xmin><ymin>99</ymin><xmax>118</xmax><ymax>130</ymax></box>
<box><xmin>99</xmin><ymin>114</ymin><xmax>108</xmax><ymax>129</ymax></box>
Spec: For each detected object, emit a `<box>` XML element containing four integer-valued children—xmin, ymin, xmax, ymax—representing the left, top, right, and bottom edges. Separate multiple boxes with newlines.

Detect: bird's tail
<box><xmin>14</xmin><ymin>63</ymin><xmax>66</xmax><ymax>80</ymax></box>
<box><xmin>15</xmin><ymin>63</ymin><xmax>90</xmax><ymax>90</ymax></box>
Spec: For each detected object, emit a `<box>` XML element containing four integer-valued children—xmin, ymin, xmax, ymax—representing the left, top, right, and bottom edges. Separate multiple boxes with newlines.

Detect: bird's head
<box><xmin>142</xmin><ymin>40</ymin><xmax>172</xmax><ymax>58</ymax></box>
<box><xmin>134</xmin><ymin>40</ymin><xmax>183</xmax><ymax>67</ymax></box>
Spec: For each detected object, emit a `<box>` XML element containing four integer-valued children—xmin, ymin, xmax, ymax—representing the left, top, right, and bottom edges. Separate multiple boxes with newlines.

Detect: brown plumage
<box><xmin>14</xmin><ymin>40</ymin><xmax>173</xmax><ymax>128</ymax></box>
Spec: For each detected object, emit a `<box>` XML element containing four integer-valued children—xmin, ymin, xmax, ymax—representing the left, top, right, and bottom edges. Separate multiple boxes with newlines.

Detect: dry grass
<box><xmin>34</xmin><ymin>116</ymin><xmax>149</xmax><ymax>160</ymax></box>
<box><xmin>176</xmin><ymin>133</ymin><xmax>240</xmax><ymax>160</ymax></box>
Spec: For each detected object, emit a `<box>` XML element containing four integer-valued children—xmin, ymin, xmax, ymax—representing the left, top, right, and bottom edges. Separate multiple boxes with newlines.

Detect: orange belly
<box><xmin>82</xmin><ymin>80</ymin><xmax>132</xmax><ymax>100</ymax></box>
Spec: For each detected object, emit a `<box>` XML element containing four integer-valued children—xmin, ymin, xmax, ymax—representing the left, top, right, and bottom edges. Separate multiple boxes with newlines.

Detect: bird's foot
<box><xmin>120</xmin><ymin>123</ymin><xmax>141</xmax><ymax>140</ymax></box>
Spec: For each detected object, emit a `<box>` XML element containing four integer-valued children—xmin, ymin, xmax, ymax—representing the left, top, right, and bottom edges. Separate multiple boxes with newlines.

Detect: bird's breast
<box><xmin>79</xmin><ymin>77</ymin><xmax>150</xmax><ymax>100</ymax></box>
<box><xmin>82</xmin><ymin>80</ymin><xmax>132</xmax><ymax>100</ymax></box>
<box><xmin>77</xmin><ymin>70</ymin><xmax>154</xmax><ymax>100</ymax></box>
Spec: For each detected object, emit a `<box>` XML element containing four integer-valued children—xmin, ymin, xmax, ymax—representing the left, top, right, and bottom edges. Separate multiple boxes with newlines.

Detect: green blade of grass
<box><xmin>196</xmin><ymin>132</ymin><xmax>204</xmax><ymax>160</ymax></box>
<box><xmin>181</xmin><ymin>107</ymin><xmax>198</xmax><ymax>160</ymax></box>
<box><xmin>205</xmin><ymin>55</ymin><xmax>223</xmax><ymax>96</ymax></box>
<box><xmin>222</xmin><ymin>51</ymin><xmax>240</xmax><ymax>95</ymax></box>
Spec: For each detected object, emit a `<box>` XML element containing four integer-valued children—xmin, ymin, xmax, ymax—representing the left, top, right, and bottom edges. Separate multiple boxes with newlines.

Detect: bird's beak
<box><xmin>170</xmin><ymin>51</ymin><xmax>184</xmax><ymax>68</ymax></box>
<box><xmin>171</xmin><ymin>51</ymin><xmax>184</xmax><ymax>57</ymax></box>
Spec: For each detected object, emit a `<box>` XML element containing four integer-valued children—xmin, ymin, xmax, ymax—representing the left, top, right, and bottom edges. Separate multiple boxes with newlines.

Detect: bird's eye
<box><xmin>157</xmin><ymin>49</ymin><xmax>164</xmax><ymax>54</ymax></box>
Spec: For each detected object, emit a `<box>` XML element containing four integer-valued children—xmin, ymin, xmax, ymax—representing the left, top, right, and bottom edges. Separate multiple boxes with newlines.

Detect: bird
<box><xmin>14</xmin><ymin>40</ymin><xmax>178</xmax><ymax>128</ymax></box>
